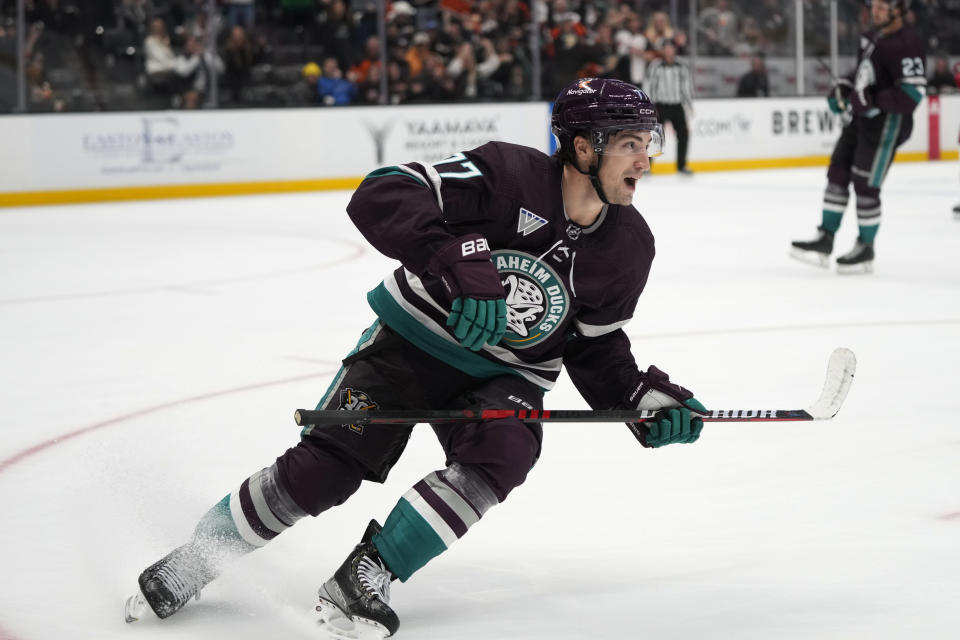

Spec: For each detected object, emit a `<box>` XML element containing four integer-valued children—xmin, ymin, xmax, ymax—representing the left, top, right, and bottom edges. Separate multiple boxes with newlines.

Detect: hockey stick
<box><xmin>294</xmin><ymin>348</ymin><xmax>856</xmax><ymax>426</ymax></box>
<box><xmin>816</xmin><ymin>56</ymin><xmax>840</xmax><ymax>83</ymax></box>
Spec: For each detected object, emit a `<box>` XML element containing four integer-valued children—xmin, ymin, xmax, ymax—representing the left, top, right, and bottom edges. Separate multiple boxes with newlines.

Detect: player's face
<box><xmin>871</xmin><ymin>1</ymin><xmax>892</xmax><ymax>25</ymax></box>
<box><xmin>599</xmin><ymin>131</ymin><xmax>652</xmax><ymax>204</ymax></box>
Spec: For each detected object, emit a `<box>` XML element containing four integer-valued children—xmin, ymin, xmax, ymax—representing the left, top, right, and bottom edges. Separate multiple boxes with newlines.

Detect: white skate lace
<box><xmin>155</xmin><ymin>563</ymin><xmax>198</xmax><ymax>605</ymax></box>
<box><xmin>357</xmin><ymin>555</ymin><xmax>392</xmax><ymax>604</ymax></box>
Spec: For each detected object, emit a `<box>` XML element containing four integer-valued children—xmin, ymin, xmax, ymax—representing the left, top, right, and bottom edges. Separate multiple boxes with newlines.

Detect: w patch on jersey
<box><xmin>493</xmin><ymin>249</ymin><xmax>570</xmax><ymax>349</ymax></box>
<box><xmin>338</xmin><ymin>388</ymin><xmax>378</xmax><ymax>434</ymax></box>
<box><xmin>517</xmin><ymin>208</ymin><xmax>548</xmax><ymax>236</ymax></box>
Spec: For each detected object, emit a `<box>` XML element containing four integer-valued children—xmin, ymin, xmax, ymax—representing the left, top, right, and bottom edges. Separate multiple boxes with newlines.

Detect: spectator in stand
<box><xmin>502</xmin><ymin>61</ymin><xmax>528</xmax><ymax>101</ymax></box>
<box><xmin>221</xmin><ymin>25</ymin><xmax>256</xmax><ymax>105</ymax></box>
<box><xmin>756</xmin><ymin>0</ymin><xmax>789</xmax><ymax>54</ymax></box>
<box><xmin>584</xmin><ymin>22</ymin><xmax>620</xmax><ymax>79</ymax></box>
<box><xmin>732</xmin><ymin>16</ymin><xmax>765</xmax><ymax>57</ymax></box>
<box><xmin>288</xmin><ymin>61</ymin><xmax>321</xmax><ymax>105</ymax></box>
<box><xmin>117</xmin><ymin>0</ymin><xmax>148</xmax><ymax>35</ymax></box>
<box><xmin>447</xmin><ymin>38</ymin><xmax>500</xmax><ymax>100</ymax></box>
<box><xmin>184</xmin><ymin>8</ymin><xmax>219</xmax><ymax>44</ymax></box>
<box><xmin>486</xmin><ymin>34</ymin><xmax>522</xmax><ymax>97</ymax></box>
<box><xmin>447</xmin><ymin>41</ymin><xmax>480</xmax><ymax>98</ymax></box>
<box><xmin>646</xmin><ymin>11</ymin><xmax>682</xmax><ymax>54</ymax></box>
<box><xmin>357</xmin><ymin>60</ymin><xmax>384</xmax><ymax>104</ymax></box>
<box><xmin>737</xmin><ymin>53</ymin><xmax>769</xmax><ymax>97</ymax></box>
<box><xmin>26</xmin><ymin>51</ymin><xmax>64</xmax><ymax>112</ymax></box>
<box><xmin>315</xmin><ymin>0</ymin><xmax>356</xmax><ymax>72</ymax></box>
<box><xmin>405</xmin><ymin>31</ymin><xmax>432</xmax><ymax>79</ymax></box>
<box><xmin>317</xmin><ymin>56</ymin><xmax>357</xmax><ymax>105</ymax></box>
<box><xmin>434</xmin><ymin>15</ymin><xmax>466</xmax><ymax>61</ymax></box>
<box><xmin>351</xmin><ymin>35</ymin><xmax>382</xmax><ymax>86</ymax></box>
<box><xmin>180</xmin><ymin>34</ymin><xmax>224</xmax><ymax>109</ymax></box>
<box><xmin>928</xmin><ymin>56</ymin><xmax>958</xmax><ymax>95</ymax></box>
<box><xmin>615</xmin><ymin>12</ymin><xmax>650</xmax><ymax>89</ymax></box>
<box><xmin>143</xmin><ymin>17</ymin><xmax>192</xmax><ymax>100</ymax></box>
<box><xmin>698</xmin><ymin>0</ymin><xmax>738</xmax><ymax>55</ymax></box>
<box><xmin>405</xmin><ymin>73</ymin><xmax>431</xmax><ymax>103</ymax></box>
<box><xmin>224</xmin><ymin>0</ymin><xmax>255</xmax><ymax>32</ymax></box>
<box><xmin>426</xmin><ymin>53</ymin><xmax>457</xmax><ymax>101</ymax></box>
<box><xmin>386</xmin><ymin>58</ymin><xmax>409</xmax><ymax>104</ymax></box>
<box><xmin>543</xmin><ymin>2</ymin><xmax>587</xmax><ymax>97</ymax></box>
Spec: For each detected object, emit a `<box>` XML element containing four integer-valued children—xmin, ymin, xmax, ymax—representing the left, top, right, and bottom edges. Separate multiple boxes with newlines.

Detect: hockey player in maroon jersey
<box><xmin>125</xmin><ymin>78</ymin><xmax>707</xmax><ymax>638</ymax></box>
<box><xmin>791</xmin><ymin>0</ymin><xmax>926</xmax><ymax>273</ymax></box>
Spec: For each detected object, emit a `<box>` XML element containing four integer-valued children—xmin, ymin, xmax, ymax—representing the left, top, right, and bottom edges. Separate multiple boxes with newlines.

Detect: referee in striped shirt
<box><xmin>646</xmin><ymin>40</ymin><xmax>694</xmax><ymax>174</ymax></box>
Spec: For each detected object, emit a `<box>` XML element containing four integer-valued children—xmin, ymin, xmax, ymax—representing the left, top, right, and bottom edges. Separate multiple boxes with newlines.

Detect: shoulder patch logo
<box><xmin>517</xmin><ymin>208</ymin><xmax>548</xmax><ymax>236</ymax></box>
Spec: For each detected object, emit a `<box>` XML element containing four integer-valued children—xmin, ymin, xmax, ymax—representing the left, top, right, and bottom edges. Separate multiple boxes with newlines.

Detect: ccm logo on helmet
<box><xmin>461</xmin><ymin>237</ymin><xmax>490</xmax><ymax>257</ymax></box>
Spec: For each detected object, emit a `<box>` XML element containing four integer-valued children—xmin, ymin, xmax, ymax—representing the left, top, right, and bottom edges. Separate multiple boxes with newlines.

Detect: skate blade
<box><xmin>836</xmin><ymin>261</ymin><xmax>874</xmax><ymax>275</ymax></box>
<box><xmin>316</xmin><ymin>597</ymin><xmax>389</xmax><ymax>640</ymax></box>
<box><xmin>124</xmin><ymin>593</ymin><xmax>149</xmax><ymax>623</ymax></box>
<box><xmin>789</xmin><ymin>248</ymin><xmax>830</xmax><ymax>268</ymax></box>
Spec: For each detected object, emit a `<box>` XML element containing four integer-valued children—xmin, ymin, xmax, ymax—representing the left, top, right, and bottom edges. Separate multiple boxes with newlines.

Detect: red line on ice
<box><xmin>0</xmin><ymin>369</ymin><xmax>336</xmax><ymax>639</ymax></box>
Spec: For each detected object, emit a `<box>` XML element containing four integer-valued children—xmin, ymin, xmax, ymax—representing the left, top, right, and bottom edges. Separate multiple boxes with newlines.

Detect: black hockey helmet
<box><xmin>865</xmin><ymin>0</ymin><xmax>911</xmax><ymax>13</ymax></box>
<box><xmin>551</xmin><ymin>77</ymin><xmax>664</xmax><ymax>160</ymax></box>
<box><xmin>551</xmin><ymin>77</ymin><xmax>663</xmax><ymax>204</ymax></box>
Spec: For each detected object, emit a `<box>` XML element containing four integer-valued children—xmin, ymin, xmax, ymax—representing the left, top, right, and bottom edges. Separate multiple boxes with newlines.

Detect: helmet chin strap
<box><xmin>569</xmin><ymin>146</ymin><xmax>611</xmax><ymax>205</ymax></box>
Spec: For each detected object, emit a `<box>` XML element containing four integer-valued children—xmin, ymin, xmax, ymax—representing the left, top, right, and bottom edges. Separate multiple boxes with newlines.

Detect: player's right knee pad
<box><xmin>825</xmin><ymin>182</ymin><xmax>849</xmax><ymax>198</ymax></box>
<box><xmin>826</xmin><ymin>164</ymin><xmax>851</xmax><ymax>186</ymax></box>
<box><xmin>274</xmin><ymin>441</ymin><xmax>366</xmax><ymax>517</ymax></box>
<box><xmin>446</xmin><ymin>418</ymin><xmax>542</xmax><ymax>501</ymax></box>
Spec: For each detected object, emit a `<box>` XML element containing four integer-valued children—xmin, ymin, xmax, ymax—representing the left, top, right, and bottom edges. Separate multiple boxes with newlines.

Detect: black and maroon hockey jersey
<box><xmin>345</xmin><ymin>141</ymin><xmax>655</xmax><ymax>409</ymax></box>
<box><xmin>851</xmin><ymin>24</ymin><xmax>926</xmax><ymax>124</ymax></box>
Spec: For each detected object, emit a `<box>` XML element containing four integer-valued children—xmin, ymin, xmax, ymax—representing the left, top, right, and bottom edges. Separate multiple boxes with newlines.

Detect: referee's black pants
<box><xmin>657</xmin><ymin>103</ymin><xmax>689</xmax><ymax>171</ymax></box>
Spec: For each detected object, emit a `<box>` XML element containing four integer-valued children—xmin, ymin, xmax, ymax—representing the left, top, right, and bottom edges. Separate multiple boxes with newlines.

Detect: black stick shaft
<box><xmin>294</xmin><ymin>408</ymin><xmax>814</xmax><ymax>426</ymax></box>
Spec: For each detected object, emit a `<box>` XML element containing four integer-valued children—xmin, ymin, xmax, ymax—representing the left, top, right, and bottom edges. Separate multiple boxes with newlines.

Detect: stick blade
<box><xmin>805</xmin><ymin>347</ymin><xmax>857</xmax><ymax>420</ymax></box>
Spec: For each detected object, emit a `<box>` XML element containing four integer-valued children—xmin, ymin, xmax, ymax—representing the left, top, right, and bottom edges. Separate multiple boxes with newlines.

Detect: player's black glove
<box><xmin>827</xmin><ymin>78</ymin><xmax>853</xmax><ymax>114</ymax></box>
<box><xmin>623</xmin><ymin>366</ymin><xmax>706</xmax><ymax>448</ymax></box>
<box><xmin>428</xmin><ymin>233</ymin><xmax>507</xmax><ymax>351</ymax></box>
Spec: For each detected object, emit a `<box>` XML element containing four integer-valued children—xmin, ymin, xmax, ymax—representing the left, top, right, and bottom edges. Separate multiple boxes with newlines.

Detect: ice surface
<box><xmin>1</xmin><ymin>163</ymin><xmax>958</xmax><ymax>639</ymax></box>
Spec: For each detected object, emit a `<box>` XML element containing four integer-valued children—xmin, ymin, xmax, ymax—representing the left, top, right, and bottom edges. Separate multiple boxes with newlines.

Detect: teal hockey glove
<box><xmin>429</xmin><ymin>234</ymin><xmax>507</xmax><ymax>351</ymax></box>
<box><xmin>641</xmin><ymin>398</ymin><xmax>706</xmax><ymax>447</ymax></box>
<box><xmin>447</xmin><ymin>297</ymin><xmax>508</xmax><ymax>351</ymax></box>
<box><xmin>624</xmin><ymin>366</ymin><xmax>705</xmax><ymax>448</ymax></box>
<box><xmin>827</xmin><ymin>78</ymin><xmax>853</xmax><ymax>114</ymax></box>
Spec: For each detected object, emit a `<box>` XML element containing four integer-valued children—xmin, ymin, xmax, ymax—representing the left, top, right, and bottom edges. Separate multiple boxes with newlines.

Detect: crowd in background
<box><xmin>0</xmin><ymin>0</ymin><xmax>958</xmax><ymax>113</ymax></box>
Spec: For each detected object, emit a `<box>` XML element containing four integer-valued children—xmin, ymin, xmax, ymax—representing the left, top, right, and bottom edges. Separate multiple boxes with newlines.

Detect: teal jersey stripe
<box><xmin>870</xmin><ymin>114</ymin><xmax>902</xmax><ymax>188</ymax></box>
<box><xmin>367</xmin><ymin>282</ymin><xmax>530</xmax><ymax>383</ymax></box>
<box><xmin>901</xmin><ymin>84</ymin><xmax>924</xmax><ymax>103</ymax></box>
<box><xmin>365</xmin><ymin>166</ymin><xmax>427</xmax><ymax>186</ymax></box>
<box><xmin>301</xmin><ymin>320</ymin><xmax>382</xmax><ymax>437</ymax></box>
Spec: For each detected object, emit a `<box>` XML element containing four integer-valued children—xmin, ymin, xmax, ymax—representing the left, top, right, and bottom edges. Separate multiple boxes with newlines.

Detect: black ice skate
<box><xmin>316</xmin><ymin>520</ymin><xmax>399</xmax><ymax>639</ymax></box>
<box><xmin>790</xmin><ymin>226</ymin><xmax>835</xmax><ymax>268</ymax></box>
<box><xmin>836</xmin><ymin>238</ymin><xmax>875</xmax><ymax>274</ymax></box>
<box><xmin>124</xmin><ymin>543</ymin><xmax>219</xmax><ymax>622</ymax></box>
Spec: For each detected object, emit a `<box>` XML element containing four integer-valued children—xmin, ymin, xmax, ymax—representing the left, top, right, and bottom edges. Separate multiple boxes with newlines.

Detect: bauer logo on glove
<box><xmin>623</xmin><ymin>366</ymin><xmax>706</xmax><ymax>448</ymax></box>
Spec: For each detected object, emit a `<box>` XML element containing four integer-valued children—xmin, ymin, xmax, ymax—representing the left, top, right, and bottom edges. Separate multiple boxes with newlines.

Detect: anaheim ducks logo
<box><xmin>339</xmin><ymin>387</ymin><xmax>377</xmax><ymax>434</ymax></box>
<box><xmin>493</xmin><ymin>250</ymin><xmax>570</xmax><ymax>349</ymax></box>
